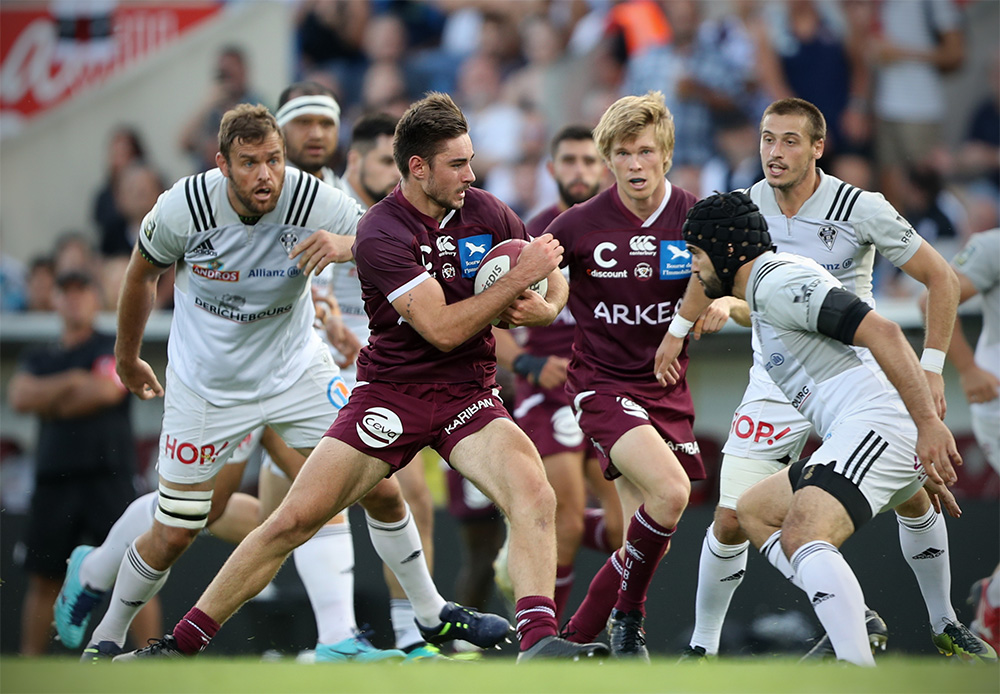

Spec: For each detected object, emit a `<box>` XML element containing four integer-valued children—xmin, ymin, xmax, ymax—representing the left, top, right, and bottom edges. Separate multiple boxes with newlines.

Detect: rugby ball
<box><xmin>473</xmin><ymin>238</ymin><xmax>548</xmax><ymax>328</ymax></box>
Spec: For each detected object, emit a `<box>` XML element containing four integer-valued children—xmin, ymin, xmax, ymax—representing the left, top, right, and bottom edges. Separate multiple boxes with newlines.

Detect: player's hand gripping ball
<box><xmin>474</xmin><ymin>238</ymin><xmax>548</xmax><ymax>328</ymax></box>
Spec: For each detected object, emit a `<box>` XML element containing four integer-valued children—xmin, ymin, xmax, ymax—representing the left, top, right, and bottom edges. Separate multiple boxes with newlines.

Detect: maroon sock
<box><xmin>553</xmin><ymin>564</ymin><xmax>575</xmax><ymax>623</ymax></box>
<box><xmin>563</xmin><ymin>552</ymin><xmax>622</xmax><ymax>643</ymax></box>
<box><xmin>614</xmin><ymin>505</ymin><xmax>674</xmax><ymax>615</ymax></box>
<box><xmin>582</xmin><ymin>508</ymin><xmax>616</xmax><ymax>554</ymax></box>
<box><xmin>172</xmin><ymin>607</ymin><xmax>221</xmax><ymax>655</ymax></box>
<box><xmin>515</xmin><ymin>595</ymin><xmax>558</xmax><ymax>651</ymax></box>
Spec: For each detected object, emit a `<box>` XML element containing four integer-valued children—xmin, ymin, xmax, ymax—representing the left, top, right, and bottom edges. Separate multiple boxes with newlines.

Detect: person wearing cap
<box><xmin>9</xmin><ymin>271</ymin><xmax>158</xmax><ymax>654</ymax></box>
<box><xmin>658</xmin><ymin>191</ymin><xmax>990</xmax><ymax>666</ymax></box>
<box><xmin>669</xmin><ymin>97</ymin><xmax>972</xmax><ymax>663</ymax></box>
<box><xmin>56</xmin><ymin>102</ymin><xmax>510</xmax><ymax>662</ymax></box>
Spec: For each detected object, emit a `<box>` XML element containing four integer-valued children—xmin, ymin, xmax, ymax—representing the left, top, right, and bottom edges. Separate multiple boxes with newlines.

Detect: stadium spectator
<box><xmin>23</xmin><ymin>256</ymin><xmax>55</xmax><ymax>313</ymax></box>
<box><xmin>92</xmin><ymin>127</ymin><xmax>147</xmax><ymax>258</ymax></box>
<box><xmin>869</xmin><ymin>0</ymin><xmax>965</xmax><ymax>210</ymax></box>
<box><xmin>623</xmin><ymin>0</ymin><xmax>747</xmax><ymax>192</ymax></box>
<box><xmin>9</xmin><ymin>269</ymin><xmax>159</xmax><ymax>654</ymax></box>
<box><xmin>179</xmin><ymin>45</ymin><xmax>266</xmax><ymax>172</ymax></box>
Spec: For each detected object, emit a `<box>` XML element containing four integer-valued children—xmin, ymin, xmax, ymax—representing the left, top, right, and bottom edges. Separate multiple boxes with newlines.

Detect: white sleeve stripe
<box><xmin>386</xmin><ymin>272</ymin><xmax>432</xmax><ymax>303</ymax></box>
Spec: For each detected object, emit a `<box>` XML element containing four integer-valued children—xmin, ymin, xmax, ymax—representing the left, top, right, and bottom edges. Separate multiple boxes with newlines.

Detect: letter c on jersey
<box><xmin>594</xmin><ymin>242</ymin><xmax>618</xmax><ymax>268</ymax></box>
<box><xmin>356</xmin><ymin>407</ymin><xmax>403</xmax><ymax>448</ymax></box>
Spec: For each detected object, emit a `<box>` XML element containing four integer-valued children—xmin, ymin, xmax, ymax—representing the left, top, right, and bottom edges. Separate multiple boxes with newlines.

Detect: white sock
<box><xmin>792</xmin><ymin>541</ymin><xmax>874</xmax><ymax>666</ymax></box>
<box><xmin>80</xmin><ymin>492</ymin><xmax>157</xmax><ymax>591</ymax></box>
<box><xmin>292</xmin><ymin>517</ymin><xmax>356</xmax><ymax>646</ymax></box>
<box><xmin>760</xmin><ymin>530</ymin><xmax>802</xmax><ymax>589</ymax></box>
<box><xmin>390</xmin><ymin>599</ymin><xmax>423</xmax><ymax>650</ymax></box>
<box><xmin>89</xmin><ymin>541</ymin><xmax>169</xmax><ymax>647</ymax></box>
<box><xmin>689</xmin><ymin>523</ymin><xmax>749</xmax><ymax>655</ymax></box>
<box><xmin>896</xmin><ymin>509</ymin><xmax>957</xmax><ymax>633</ymax></box>
<box><xmin>365</xmin><ymin>505</ymin><xmax>445</xmax><ymax>627</ymax></box>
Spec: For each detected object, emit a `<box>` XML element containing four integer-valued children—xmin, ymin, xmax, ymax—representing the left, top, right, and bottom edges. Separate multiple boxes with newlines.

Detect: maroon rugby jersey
<box><xmin>523</xmin><ymin>203</ymin><xmax>575</xmax><ymax>360</ymax></box>
<box><xmin>353</xmin><ymin>185</ymin><xmax>528</xmax><ymax>385</ymax></box>
<box><xmin>547</xmin><ymin>180</ymin><xmax>697</xmax><ymax>397</ymax></box>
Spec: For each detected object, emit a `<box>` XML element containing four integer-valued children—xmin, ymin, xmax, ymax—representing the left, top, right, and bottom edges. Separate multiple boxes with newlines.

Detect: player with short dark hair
<box><xmin>117</xmin><ymin>92</ymin><xmax>608</xmax><ymax>662</ymax></box>
<box><xmin>673</xmin><ymin>191</ymin><xmax>994</xmax><ymax>666</ymax></box>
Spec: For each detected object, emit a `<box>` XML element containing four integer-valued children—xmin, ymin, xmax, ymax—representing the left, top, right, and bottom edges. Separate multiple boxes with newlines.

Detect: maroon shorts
<box><xmin>571</xmin><ymin>389</ymin><xmax>705</xmax><ymax>481</ymax></box>
<box><xmin>325</xmin><ymin>380</ymin><xmax>511</xmax><ymax>475</ymax></box>
<box><xmin>513</xmin><ymin>379</ymin><xmax>595</xmax><ymax>459</ymax></box>
<box><xmin>445</xmin><ymin>467</ymin><xmax>501</xmax><ymax>522</ymax></box>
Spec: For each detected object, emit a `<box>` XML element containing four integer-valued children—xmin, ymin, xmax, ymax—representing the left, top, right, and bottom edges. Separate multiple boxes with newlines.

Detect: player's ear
<box><xmin>813</xmin><ymin>137</ymin><xmax>825</xmax><ymax>160</ymax></box>
<box><xmin>216</xmin><ymin>151</ymin><xmax>229</xmax><ymax>176</ymax></box>
<box><xmin>408</xmin><ymin>154</ymin><xmax>426</xmax><ymax>181</ymax></box>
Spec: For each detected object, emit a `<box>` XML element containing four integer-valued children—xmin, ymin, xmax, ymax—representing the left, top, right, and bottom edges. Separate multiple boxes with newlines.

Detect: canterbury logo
<box><xmin>911</xmin><ymin>548</ymin><xmax>944</xmax><ymax>560</ymax></box>
<box><xmin>629</xmin><ymin>235</ymin><xmax>656</xmax><ymax>253</ymax></box>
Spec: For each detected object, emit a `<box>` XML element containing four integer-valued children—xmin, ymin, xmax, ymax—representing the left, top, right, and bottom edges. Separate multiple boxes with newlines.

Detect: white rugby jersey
<box><xmin>743</xmin><ymin>170</ymin><xmax>922</xmax><ymax>396</ymax></box>
<box><xmin>952</xmin><ymin>229</ymin><xmax>1000</xmax><ymax>418</ymax></box>
<box><xmin>746</xmin><ymin>252</ymin><xmax>907</xmax><ymax>437</ymax></box>
<box><xmin>139</xmin><ymin>166</ymin><xmax>363</xmax><ymax>406</ymax></box>
<box><xmin>313</xmin><ymin>172</ymin><xmax>370</xmax><ymax>346</ymax></box>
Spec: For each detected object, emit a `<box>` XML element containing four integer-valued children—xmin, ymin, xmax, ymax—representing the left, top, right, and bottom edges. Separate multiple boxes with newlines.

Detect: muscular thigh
<box><xmin>449</xmin><ymin>417</ymin><xmax>546</xmax><ymax>511</ymax></box>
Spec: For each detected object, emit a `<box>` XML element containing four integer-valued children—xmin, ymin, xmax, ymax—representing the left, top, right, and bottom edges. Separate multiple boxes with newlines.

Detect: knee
<box><xmin>646</xmin><ymin>477</ymin><xmax>690</xmax><ymax>522</ymax></box>
<box><xmin>153</xmin><ymin>524</ymin><xmax>200</xmax><ymax>558</ymax></box>
<box><xmin>359</xmin><ymin>479</ymin><xmax>407</xmax><ymax>522</ymax></box>
<box><xmin>713</xmin><ymin>506</ymin><xmax>746</xmax><ymax>544</ymax></box>
<box><xmin>894</xmin><ymin>487</ymin><xmax>930</xmax><ymax>518</ymax></box>
<box><xmin>510</xmin><ymin>471</ymin><xmax>557</xmax><ymax>524</ymax></box>
<box><xmin>555</xmin><ymin>509</ymin><xmax>585</xmax><ymax>551</ymax></box>
<box><xmin>261</xmin><ymin>506</ymin><xmax>323</xmax><ymax>549</ymax></box>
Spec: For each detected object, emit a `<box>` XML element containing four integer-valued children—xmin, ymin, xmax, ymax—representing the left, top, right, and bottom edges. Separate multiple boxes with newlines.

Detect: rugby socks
<box><xmin>554</xmin><ymin>564</ymin><xmax>575</xmax><ymax>622</ymax></box>
<box><xmin>173</xmin><ymin>607</ymin><xmax>220</xmax><ymax>655</ymax></box>
<box><xmin>365</xmin><ymin>505</ymin><xmax>446</xmax><ymax>627</ymax></box>
<box><xmin>896</xmin><ymin>508</ymin><xmax>957</xmax><ymax>633</ymax></box>
<box><xmin>89</xmin><ymin>542</ymin><xmax>169</xmax><ymax>647</ymax></box>
<box><xmin>613</xmin><ymin>505</ymin><xmax>674</xmax><ymax>615</ymax></box>
<box><xmin>760</xmin><ymin>530</ymin><xmax>801</xmax><ymax>587</ymax></box>
<box><xmin>80</xmin><ymin>492</ymin><xmax>157</xmax><ymax>591</ymax></box>
<box><xmin>292</xmin><ymin>516</ymin><xmax>356</xmax><ymax>645</ymax></box>
<box><xmin>390</xmin><ymin>599</ymin><xmax>423</xmax><ymax>650</ymax></box>
<box><xmin>515</xmin><ymin>596</ymin><xmax>558</xmax><ymax>651</ymax></box>
<box><xmin>563</xmin><ymin>552</ymin><xmax>622</xmax><ymax>643</ymax></box>
<box><xmin>582</xmin><ymin>508</ymin><xmax>616</xmax><ymax>554</ymax></box>
<box><xmin>792</xmin><ymin>541</ymin><xmax>874</xmax><ymax>666</ymax></box>
<box><xmin>689</xmin><ymin>523</ymin><xmax>749</xmax><ymax>655</ymax></box>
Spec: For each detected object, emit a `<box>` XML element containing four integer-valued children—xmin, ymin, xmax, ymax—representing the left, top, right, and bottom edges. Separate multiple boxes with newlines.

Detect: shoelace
<box><xmin>944</xmin><ymin>622</ymin><xmax>986</xmax><ymax>653</ymax></box>
<box><xmin>618</xmin><ymin>618</ymin><xmax>646</xmax><ymax>650</ymax></box>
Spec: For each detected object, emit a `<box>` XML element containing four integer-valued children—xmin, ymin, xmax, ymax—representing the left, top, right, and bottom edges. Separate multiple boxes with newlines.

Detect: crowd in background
<box><xmin>1</xmin><ymin>0</ymin><xmax>997</xmax><ymax>311</ymax></box>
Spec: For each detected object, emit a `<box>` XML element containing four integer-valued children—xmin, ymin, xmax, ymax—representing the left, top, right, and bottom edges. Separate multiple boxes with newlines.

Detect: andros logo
<box><xmin>357</xmin><ymin>407</ymin><xmax>403</xmax><ymax>448</ymax></box>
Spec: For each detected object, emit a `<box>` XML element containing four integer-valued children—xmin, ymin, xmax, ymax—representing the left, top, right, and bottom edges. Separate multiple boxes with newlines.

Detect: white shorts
<box><xmin>971</xmin><ymin>403</ymin><xmax>999</xmax><ymax>473</ymax></box>
<box><xmin>803</xmin><ymin>411</ymin><xmax>925</xmax><ymax>524</ymax></box>
<box><xmin>718</xmin><ymin>455</ymin><xmax>787</xmax><ymax>510</ymax></box>
<box><xmin>722</xmin><ymin>369</ymin><xmax>811</xmax><ymax>462</ymax></box>
<box><xmin>157</xmin><ymin>342</ymin><xmax>349</xmax><ymax>484</ymax></box>
<box><xmin>228</xmin><ymin>426</ymin><xmax>264</xmax><ymax>465</ymax></box>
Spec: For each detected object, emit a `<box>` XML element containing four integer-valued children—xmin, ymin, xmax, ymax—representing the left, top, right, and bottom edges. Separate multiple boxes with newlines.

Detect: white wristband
<box><xmin>668</xmin><ymin>315</ymin><xmax>696</xmax><ymax>339</ymax></box>
<box><xmin>920</xmin><ymin>348</ymin><xmax>946</xmax><ymax>375</ymax></box>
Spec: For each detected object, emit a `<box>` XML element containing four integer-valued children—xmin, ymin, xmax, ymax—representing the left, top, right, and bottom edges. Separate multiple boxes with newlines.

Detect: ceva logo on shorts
<box><xmin>357</xmin><ymin>407</ymin><xmax>403</xmax><ymax>448</ymax></box>
<box><xmin>660</xmin><ymin>240</ymin><xmax>692</xmax><ymax>279</ymax></box>
<box><xmin>458</xmin><ymin>234</ymin><xmax>492</xmax><ymax>278</ymax></box>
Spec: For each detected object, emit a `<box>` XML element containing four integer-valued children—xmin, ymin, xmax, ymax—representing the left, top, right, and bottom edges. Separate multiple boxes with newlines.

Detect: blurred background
<box><xmin>0</xmin><ymin>0</ymin><xmax>996</xmax><ymax>658</ymax></box>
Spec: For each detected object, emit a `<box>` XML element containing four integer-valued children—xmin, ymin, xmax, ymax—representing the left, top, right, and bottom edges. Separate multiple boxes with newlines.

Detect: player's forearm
<box><xmin>52</xmin><ymin>375</ymin><xmax>125</xmax><ymax>418</ymax></box>
<box><xmin>945</xmin><ymin>316</ymin><xmax>978</xmax><ymax>373</ymax></box>
<box><xmin>857</xmin><ymin>314</ymin><xmax>939</xmax><ymax>425</ymax></box>
<box><xmin>115</xmin><ymin>260</ymin><xmax>160</xmax><ymax>362</ymax></box>
<box><xmin>920</xmin><ymin>263</ymin><xmax>960</xmax><ymax>353</ymax></box>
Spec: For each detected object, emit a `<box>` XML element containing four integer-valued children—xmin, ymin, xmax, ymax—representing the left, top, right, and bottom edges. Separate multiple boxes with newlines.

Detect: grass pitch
<box><xmin>1</xmin><ymin>655</ymin><xmax>996</xmax><ymax>694</ymax></box>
